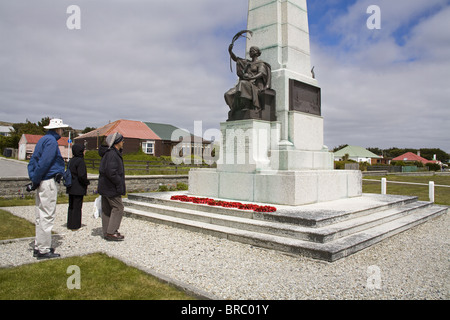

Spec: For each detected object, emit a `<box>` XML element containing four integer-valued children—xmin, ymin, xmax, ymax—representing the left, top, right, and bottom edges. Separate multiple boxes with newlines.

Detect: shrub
<box><xmin>157</xmin><ymin>185</ymin><xmax>170</xmax><ymax>192</ymax></box>
<box><xmin>176</xmin><ymin>182</ymin><xmax>188</xmax><ymax>190</ymax></box>
<box><xmin>85</xmin><ymin>150</ymin><xmax>101</xmax><ymax>159</ymax></box>
<box><xmin>426</xmin><ymin>163</ymin><xmax>441</xmax><ymax>171</ymax></box>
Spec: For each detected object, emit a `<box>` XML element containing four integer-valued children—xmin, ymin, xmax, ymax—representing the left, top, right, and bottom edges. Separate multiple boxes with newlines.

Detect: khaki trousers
<box><xmin>101</xmin><ymin>196</ymin><xmax>124</xmax><ymax>236</ymax></box>
<box><xmin>35</xmin><ymin>179</ymin><xmax>58</xmax><ymax>254</ymax></box>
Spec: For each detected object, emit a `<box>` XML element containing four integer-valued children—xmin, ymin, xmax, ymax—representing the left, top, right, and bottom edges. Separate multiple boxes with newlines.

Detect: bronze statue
<box><xmin>224</xmin><ymin>30</ymin><xmax>276</xmax><ymax>121</ymax></box>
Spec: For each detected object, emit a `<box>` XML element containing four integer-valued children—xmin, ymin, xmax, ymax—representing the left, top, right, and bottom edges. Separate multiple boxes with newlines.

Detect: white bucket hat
<box><xmin>44</xmin><ymin>118</ymin><xmax>70</xmax><ymax>130</ymax></box>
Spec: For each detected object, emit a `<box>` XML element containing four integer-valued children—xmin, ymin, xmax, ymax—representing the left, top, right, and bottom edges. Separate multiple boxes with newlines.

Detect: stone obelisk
<box><xmin>247</xmin><ymin>0</ymin><xmax>324</xmax><ymax>157</ymax></box>
<box><xmin>188</xmin><ymin>0</ymin><xmax>362</xmax><ymax>205</ymax></box>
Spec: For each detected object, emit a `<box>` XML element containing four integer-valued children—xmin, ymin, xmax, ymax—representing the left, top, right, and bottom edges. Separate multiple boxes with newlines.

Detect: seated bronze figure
<box><xmin>224</xmin><ymin>32</ymin><xmax>276</xmax><ymax>122</ymax></box>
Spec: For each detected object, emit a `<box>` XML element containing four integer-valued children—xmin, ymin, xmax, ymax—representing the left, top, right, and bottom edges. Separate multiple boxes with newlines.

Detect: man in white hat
<box><xmin>28</xmin><ymin>118</ymin><xmax>69</xmax><ymax>259</ymax></box>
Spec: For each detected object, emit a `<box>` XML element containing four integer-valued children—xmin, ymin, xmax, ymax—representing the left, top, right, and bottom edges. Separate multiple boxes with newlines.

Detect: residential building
<box><xmin>0</xmin><ymin>124</ymin><xmax>13</xmax><ymax>137</ymax></box>
<box><xmin>333</xmin><ymin>145</ymin><xmax>382</xmax><ymax>163</ymax></box>
<box><xmin>144</xmin><ymin>122</ymin><xmax>211</xmax><ymax>158</ymax></box>
<box><xmin>392</xmin><ymin>152</ymin><xmax>439</xmax><ymax>165</ymax></box>
<box><xmin>75</xmin><ymin>119</ymin><xmax>211</xmax><ymax>157</ymax></box>
<box><xmin>74</xmin><ymin>119</ymin><xmax>159</xmax><ymax>154</ymax></box>
<box><xmin>18</xmin><ymin>134</ymin><xmax>70</xmax><ymax>160</ymax></box>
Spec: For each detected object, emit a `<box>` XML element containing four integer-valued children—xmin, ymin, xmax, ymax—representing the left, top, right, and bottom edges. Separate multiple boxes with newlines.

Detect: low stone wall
<box><xmin>0</xmin><ymin>175</ymin><xmax>188</xmax><ymax>198</ymax></box>
<box><xmin>362</xmin><ymin>171</ymin><xmax>450</xmax><ymax>177</ymax></box>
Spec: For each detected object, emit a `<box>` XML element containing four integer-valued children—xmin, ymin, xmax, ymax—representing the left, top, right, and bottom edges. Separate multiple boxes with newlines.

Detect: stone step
<box><xmin>123</xmin><ymin>200</ymin><xmax>447</xmax><ymax>262</ymax></box>
<box><xmin>127</xmin><ymin>192</ymin><xmax>419</xmax><ymax>227</ymax></box>
<box><xmin>254</xmin><ymin>194</ymin><xmax>420</xmax><ymax>227</ymax></box>
<box><xmin>123</xmin><ymin>197</ymin><xmax>433</xmax><ymax>244</ymax></box>
<box><xmin>127</xmin><ymin>192</ymin><xmax>255</xmax><ymax>220</ymax></box>
<box><xmin>320</xmin><ymin>205</ymin><xmax>447</xmax><ymax>261</ymax></box>
<box><xmin>124</xmin><ymin>199</ymin><xmax>315</xmax><ymax>242</ymax></box>
<box><xmin>308</xmin><ymin>200</ymin><xmax>433</xmax><ymax>243</ymax></box>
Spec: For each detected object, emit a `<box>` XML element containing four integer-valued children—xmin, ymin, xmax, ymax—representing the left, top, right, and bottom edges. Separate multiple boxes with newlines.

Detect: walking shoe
<box><xmin>105</xmin><ymin>233</ymin><xmax>124</xmax><ymax>241</ymax></box>
<box><xmin>33</xmin><ymin>248</ymin><xmax>55</xmax><ymax>257</ymax></box>
<box><xmin>37</xmin><ymin>251</ymin><xmax>61</xmax><ymax>260</ymax></box>
<box><xmin>115</xmin><ymin>231</ymin><xmax>124</xmax><ymax>238</ymax></box>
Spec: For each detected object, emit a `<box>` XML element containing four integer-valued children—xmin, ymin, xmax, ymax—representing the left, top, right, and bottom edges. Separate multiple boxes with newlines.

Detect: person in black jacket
<box><xmin>98</xmin><ymin>132</ymin><xmax>126</xmax><ymax>241</ymax></box>
<box><xmin>66</xmin><ymin>144</ymin><xmax>90</xmax><ymax>230</ymax></box>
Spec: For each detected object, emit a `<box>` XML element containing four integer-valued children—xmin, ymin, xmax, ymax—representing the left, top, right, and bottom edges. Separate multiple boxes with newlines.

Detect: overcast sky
<box><xmin>1</xmin><ymin>0</ymin><xmax>449</xmax><ymax>152</ymax></box>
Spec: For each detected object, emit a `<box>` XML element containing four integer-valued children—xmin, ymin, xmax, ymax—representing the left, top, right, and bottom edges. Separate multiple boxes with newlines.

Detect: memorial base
<box><xmin>190</xmin><ymin>119</ymin><xmax>362</xmax><ymax>206</ymax></box>
<box><xmin>189</xmin><ymin>169</ymin><xmax>362</xmax><ymax>206</ymax></box>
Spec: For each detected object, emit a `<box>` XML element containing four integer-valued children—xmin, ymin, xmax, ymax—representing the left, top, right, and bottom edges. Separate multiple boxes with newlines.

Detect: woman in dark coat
<box><xmin>66</xmin><ymin>144</ymin><xmax>90</xmax><ymax>230</ymax></box>
<box><xmin>98</xmin><ymin>132</ymin><xmax>126</xmax><ymax>241</ymax></box>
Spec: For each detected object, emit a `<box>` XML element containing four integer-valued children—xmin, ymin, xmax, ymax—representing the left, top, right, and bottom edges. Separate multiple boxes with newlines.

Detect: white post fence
<box><xmin>363</xmin><ymin>179</ymin><xmax>450</xmax><ymax>203</ymax></box>
<box><xmin>381</xmin><ymin>178</ymin><xmax>387</xmax><ymax>195</ymax></box>
<box><xmin>429</xmin><ymin>181</ymin><xmax>435</xmax><ymax>203</ymax></box>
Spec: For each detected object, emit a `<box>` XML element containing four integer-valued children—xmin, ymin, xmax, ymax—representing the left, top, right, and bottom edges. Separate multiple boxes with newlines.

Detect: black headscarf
<box><xmin>72</xmin><ymin>144</ymin><xmax>85</xmax><ymax>158</ymax></box>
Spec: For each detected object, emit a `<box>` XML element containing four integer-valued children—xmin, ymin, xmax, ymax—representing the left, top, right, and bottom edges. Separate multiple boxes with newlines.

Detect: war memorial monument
<box><xmin>189</xmin><ymin>0</ymin><xmax>361</xmax><ymax>206</ymax></box>
<box><xmin>124</xmin><ymin>0</ymin><xmax>447</xmax><ymax>261</ymax></box>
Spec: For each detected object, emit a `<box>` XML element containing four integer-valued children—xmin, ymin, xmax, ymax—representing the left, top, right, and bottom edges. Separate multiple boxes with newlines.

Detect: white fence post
<box><xmin>381</xmin><ymin>178</ymin><xmax>387</xmax><ymax>195</ymax></box>
<box><xmin>429</xmin><ymin>181</ymin><xmax>435</xmax><ymax>203</ymax></box>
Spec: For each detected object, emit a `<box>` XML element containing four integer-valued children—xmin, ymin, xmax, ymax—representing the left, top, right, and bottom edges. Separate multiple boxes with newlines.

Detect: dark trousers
<box><xmin>67</xmin><ymin>194</ymin><xmax>84</xmax><ymax>229</ymax></box>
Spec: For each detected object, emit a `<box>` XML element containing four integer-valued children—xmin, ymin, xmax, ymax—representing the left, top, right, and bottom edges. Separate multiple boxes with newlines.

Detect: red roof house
<box><xmin>74</xmin><ymin>119</ymin><xmax>211</xmax><ymax>157</ymax></box>
<box><xmin>74</xmin><ymin>119</ymin><xmax>160</xmax><ymax>155</ymax></box>
<box><xmin>18</xmin><ymin>134</ymin><xmax>70</xmax><ymax>160</ymax></box>
<box><xmin>392</xmin><ymin>152</ymin><xmax>437</xmax><ymax>165</ymax></box>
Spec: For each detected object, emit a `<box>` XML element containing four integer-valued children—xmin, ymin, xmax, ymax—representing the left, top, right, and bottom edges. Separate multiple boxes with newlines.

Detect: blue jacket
<box><xmin>28</xmin><ymin>130</ymin><xmax>66</xmax><ymax>185</ymax></box>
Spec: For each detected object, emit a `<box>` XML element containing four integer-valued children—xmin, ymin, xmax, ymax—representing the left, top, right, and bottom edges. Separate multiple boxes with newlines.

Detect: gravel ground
<box><xmin>1</xmin><ymin>201</ymin><xmax>448</xmax><ymax>300</ymax></box>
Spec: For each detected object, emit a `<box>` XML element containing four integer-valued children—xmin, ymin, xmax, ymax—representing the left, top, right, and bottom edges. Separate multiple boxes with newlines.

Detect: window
<box><xmin>142</xmin><ymin>141</ymin><xmax>155</xmax><ymax>155</ymax></box>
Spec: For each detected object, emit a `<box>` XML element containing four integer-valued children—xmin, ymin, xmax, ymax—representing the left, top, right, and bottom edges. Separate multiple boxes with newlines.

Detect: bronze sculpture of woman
<box><xmin>224</xmin><ymin>40</ymin><xmax>272</xmax><ymax>119</ymax></box>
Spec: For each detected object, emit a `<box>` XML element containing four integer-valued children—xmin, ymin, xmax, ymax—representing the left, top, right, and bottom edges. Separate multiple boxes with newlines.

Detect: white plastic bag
<box><xmin>94</xmin><ymin>196</ymin><xmax>102</xmax><ymax>219</ymax></box>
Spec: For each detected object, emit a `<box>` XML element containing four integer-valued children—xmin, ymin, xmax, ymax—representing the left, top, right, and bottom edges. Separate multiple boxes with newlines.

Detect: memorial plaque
<box><xmin>289</xmin><ymin>79</ymin><xmax>321</xmax><ymax>116</ymax></box>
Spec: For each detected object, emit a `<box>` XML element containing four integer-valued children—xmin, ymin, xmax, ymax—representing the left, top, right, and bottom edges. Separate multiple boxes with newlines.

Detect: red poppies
<box><xmin>170</xmin><ymin>195</ymin><xmax>276</xmax><ymax>213</ymax></box>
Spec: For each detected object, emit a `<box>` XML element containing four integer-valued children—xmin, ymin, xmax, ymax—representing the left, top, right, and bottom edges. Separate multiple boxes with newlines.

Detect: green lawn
<box><xmin>0</xmin><ymin>209</ymin><xmax>35</xmax><ymax>240</ymax></box>
<box><xmin>363</xmin><ymin>175</ymin><xmax>450</xmax><ymax>206</ymax></box>
<box><xmin>0</xmin><ymin>253</ymin><xmax>196</xmax><ymax>300</ymax></box>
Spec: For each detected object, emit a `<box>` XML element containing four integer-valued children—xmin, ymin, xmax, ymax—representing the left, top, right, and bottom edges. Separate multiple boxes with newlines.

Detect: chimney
<box><xmin>417</xmin><ymin>151</ymin><xmax>420</xmax><ymax>157</ymax></box>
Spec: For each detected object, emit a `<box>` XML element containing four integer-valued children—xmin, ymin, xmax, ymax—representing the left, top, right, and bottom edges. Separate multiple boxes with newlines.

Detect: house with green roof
<box><xmin>333</xmin><ymin>145</ymin><xmax>382</xmax><ymax>164</ymax></box>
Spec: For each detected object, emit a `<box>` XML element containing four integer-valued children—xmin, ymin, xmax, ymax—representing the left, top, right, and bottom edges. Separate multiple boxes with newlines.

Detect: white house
<box><xmin>0</xmin><ymin>125</ymin><xmax>13</xmax><ymax>137</ymax></box>
<box><xmin>333</xmin><ymin>145</ymin><xmax>382</xmax><ymax>163</ymax></box>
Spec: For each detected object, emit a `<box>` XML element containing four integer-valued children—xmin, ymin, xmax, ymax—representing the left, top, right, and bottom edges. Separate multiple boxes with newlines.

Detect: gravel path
<box><xmin>1</xmin><ymin>201</ymin><xmax>448</xmax><ymax>300</ymax></box>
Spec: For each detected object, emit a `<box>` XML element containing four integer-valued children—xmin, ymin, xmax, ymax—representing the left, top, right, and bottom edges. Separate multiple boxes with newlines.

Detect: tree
<box><xmin>0</xmin><ymin>117</ymin><xmax>69</xmax><ymax>151</ymax></box>
<box><xmin>367</xmin><ymin>147</ymin><xmax>383</xmax><ymax>156</ymax></box>
<box><xmin>37</xmin><ymin>117</ymin><xmax>51</xmax><ymax>130</ymax></box>
<box><xmin>420</xmin><ymin>148</ymin><xmax>449</xmax><ymax>162</ymax></box>
<box><xmin>332</xmin><ymin>144</ymin><xmax>348</xmax><ymax>152</ymax></box>
<box><xmin>6</xmin><ymin>120</ymin><xmax>45</xmax><ymax>151</ymax></box>
<box><xmin>82</xmin><ymin>127</ymin><xmax>97</xmax><ymax>134</ymax></box>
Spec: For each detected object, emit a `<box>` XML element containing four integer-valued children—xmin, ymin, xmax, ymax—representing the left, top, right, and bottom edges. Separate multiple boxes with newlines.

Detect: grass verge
<box><xmin>0</xmin><ymin>209</ymin><xmax>35</xmax><ymax>240</ymax></box>
<box><xmin>0</xmin><ymin>252</ymin><xmax>197</xmax><ymax>300</ymax></box>
<box><xmin>363</xmin><ymin>175</ymin><xmax>450</xmax><ymax>206</ymax></box>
